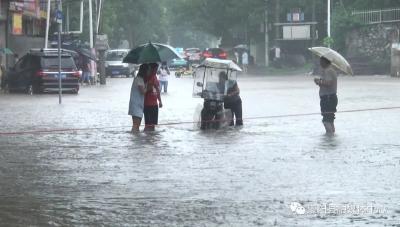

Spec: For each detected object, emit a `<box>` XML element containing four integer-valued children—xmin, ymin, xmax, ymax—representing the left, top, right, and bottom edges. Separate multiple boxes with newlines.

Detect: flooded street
<box><xmin>0</xmin><ymin>74</ymin><xmax>399</xmax><ymax>226</ymax></box>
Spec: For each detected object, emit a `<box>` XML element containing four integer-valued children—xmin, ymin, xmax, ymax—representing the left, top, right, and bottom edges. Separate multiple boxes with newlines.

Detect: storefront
<box><xmin>0</xmin><ymin>0</ymin><xmax>7</xmax><ymax>66</ymax></box>
<box><xmin>7</xmin><ymin>0</ymin><xmax>47</xmax><ymax>65</ymax></box>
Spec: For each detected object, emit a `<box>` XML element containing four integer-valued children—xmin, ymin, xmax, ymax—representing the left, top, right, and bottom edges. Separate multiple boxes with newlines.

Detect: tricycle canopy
<box><xmin>193</xmin><ymin>58</ymin><xmax>242</xmax><ymax>101</ymax></box>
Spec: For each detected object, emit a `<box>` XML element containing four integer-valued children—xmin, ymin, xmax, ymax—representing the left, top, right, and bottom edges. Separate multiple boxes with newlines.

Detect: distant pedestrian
<box><xmin>128</xmin><ymin>64</ymin><xmax>148</xmax><ymax>132</ymax></box>
<box><xmin>158</xmin><ymin>61</ymin><xmax>170</xmax><ymax>93</ymax></box>
<box><xmin>234</xmin><ymin>51</ymin><xmax>239</xmax><ymax>64</ymax></box>
<box><xmin>314</xmin><ymin>57</ymin><xmax>338</xmax><ymax>134</ymax></box>
<box><xmin>144</xmin><ymin>63</ymin><xmax>163</xmax><ymax>131</ymax></box>
<box><xmin>242</xmin><ymin>51</ymin><xmax>249</xmax><ymax>73</ymax></box>
<box><xmin>80</xmin><ymin>55</ymin><xmax>91</xmax><ymax>85</ymax></box>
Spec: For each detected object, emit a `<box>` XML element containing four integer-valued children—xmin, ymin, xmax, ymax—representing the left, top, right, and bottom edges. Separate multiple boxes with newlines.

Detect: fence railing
<box><xmin>352</xmin><ymin>8</ymin><xmax>400</xmax><ymax>24</ymax></box>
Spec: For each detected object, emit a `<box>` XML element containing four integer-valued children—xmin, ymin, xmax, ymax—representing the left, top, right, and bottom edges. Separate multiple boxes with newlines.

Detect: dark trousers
<box><xmin>144</xmin><ymin>105</ymin><xmax>159</xmax><ymax>127</ymax></box>
<box><xmin>320</xmin><ymin>94</ymin><xmax>338</xmax><ymax>123</ymax></box>
<box><xmin>225</xmin><ymin>99</ymin><xmax>243</xmax><ymax>126</ymax></box>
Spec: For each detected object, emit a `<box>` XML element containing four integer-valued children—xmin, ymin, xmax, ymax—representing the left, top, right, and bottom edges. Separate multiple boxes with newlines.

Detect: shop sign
<box><xmin>12</xmin><ymin>13</ymin><xmax>23</xmax><ymax>35</ymax></box>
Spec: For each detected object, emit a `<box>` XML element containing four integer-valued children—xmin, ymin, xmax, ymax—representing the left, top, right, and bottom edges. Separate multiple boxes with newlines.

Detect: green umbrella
<box><xmin>123</xmin><ymin>42</ymin><xmax>181</xmax><ymax>64</ymax></box>
<box><xmin>0</xmin><ymin>48</ymin><xmax>14</xmax><ymax>55</ymax></box>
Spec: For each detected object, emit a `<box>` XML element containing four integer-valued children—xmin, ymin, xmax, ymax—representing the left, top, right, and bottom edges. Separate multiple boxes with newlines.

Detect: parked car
<box><xmin>184</xmin><ymin>48</ymin><xmax>202</xmax><ymax>64</ymax></box>
<box><xmin>3</xmin><ymin>49</ymin><xmax>81</xmax><ymax>94</ymax></box>
<box><xmin>175</xmin><ymin>47</ymin><xmax>185</xmax><ymax>57</ymax></box>
<box><xmin>105</xmin><ymin>49</ymin><xmax>135</xmax><ymax>77</ymax></box>
<box><xmin>169</xmin><ymin>58</ymin><xmax>188</xmax><ymax>69</ymax></box>
<box><xmin>201</xmin><ymin>48</ymin><xmax>228</xmax><ymax>61</ymax></box>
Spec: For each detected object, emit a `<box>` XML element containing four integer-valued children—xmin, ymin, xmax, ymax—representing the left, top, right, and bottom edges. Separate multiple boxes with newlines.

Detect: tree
<box><xmin>169</xmin><ymin>0</ymin><xmax>265</xmax><ymax>47</ymax></box>
<box><xmin>101</xmin><ymin>0</ymin><xmax>168</xmax><ymax>48</ymax></box>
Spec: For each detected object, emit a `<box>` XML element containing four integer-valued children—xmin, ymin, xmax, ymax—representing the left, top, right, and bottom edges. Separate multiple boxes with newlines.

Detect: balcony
<box><xmin>352</xmin><ymin>8</ymin><xmax>400</xmax><ymax>24</ymax></box>
<box><xmin>274</xmin><ymin>22</ymin><xmax>318</xmax><ymax>41</ymax></box>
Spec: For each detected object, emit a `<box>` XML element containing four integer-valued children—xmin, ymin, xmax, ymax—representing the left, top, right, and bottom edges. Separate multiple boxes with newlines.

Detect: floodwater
<box><xmin>0</xmin><ymin>73</ymin><xmax>399</xmax><ymax>226</ymax></box>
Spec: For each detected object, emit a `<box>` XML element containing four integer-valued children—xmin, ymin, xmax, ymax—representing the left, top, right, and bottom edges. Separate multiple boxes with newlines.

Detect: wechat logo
<box><xmin>290</xmin><ymin>202</ymin><xmax>306</xmax><ymax>215</ymax></box>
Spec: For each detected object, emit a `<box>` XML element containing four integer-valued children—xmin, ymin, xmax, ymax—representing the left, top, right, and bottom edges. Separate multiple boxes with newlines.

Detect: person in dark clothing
<box><xmin>79</xmin><ymin>55</ymin><xmax>91</xmax><ymax>85</ymax></box>
<box><xmin>224</xmin><ymin>78</ymin><xmax>243</xmax><ymax>126</ymax></box>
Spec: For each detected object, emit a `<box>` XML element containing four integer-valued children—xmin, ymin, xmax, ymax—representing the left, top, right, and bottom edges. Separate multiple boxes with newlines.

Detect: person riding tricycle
<box><xmin>192</xmin><ymin>58</ymin><xmax>242</xmax><ymax>129</ymax></box>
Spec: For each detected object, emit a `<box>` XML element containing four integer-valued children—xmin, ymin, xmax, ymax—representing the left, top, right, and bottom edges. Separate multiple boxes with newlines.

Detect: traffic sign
<box><xmin>55</xmin><ymin>10</ymin><xmax>63</xmax><ymax>24</ymax></box>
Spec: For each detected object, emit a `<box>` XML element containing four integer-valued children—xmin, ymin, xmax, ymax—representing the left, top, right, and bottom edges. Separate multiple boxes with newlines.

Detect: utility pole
<box><xmin>5</xmin><ymin>0</ymin><xmax>10</xmax><ymax>67</ymax></box>
<box><xmin>311</xmin><ymin>0</ymin><xmax>316</xmax><ymax>47</ymax></box>
<box><xmin>44</xmin><ymin>0</ymin><xmax>51</xmax><ymax>48</ymax></box>
<box><xmin>56</xmin><ymin>0</ymin><xmax>63</xmax><ymax>104</ymax></box>
<box><xmin>274</xmin><ymin>0</ymin><xmax>280</xmax><ymax>40</ymax></box>
<box><xmin>66</xmin><ymin>4</ymin><xmax>70</xmax><ymax>32</ymax></box>
<box><xmin>88</xmin><ymin>0</ymin><xmax>96</xmax><ymax>84</ymax></box>
<box><xmin>89</xmin><ymin>0</ymin><xmax>94</xmax><ymax>48</ymax></box>
<box><xmin>97</xmin><ymin>0</ymin><xmax>103</xmax><ymax>34</ymax></box>
<box><xmin>327</xmin><ymin>0</ymin><xmax>331</xmax><ymax>42</ymax></box>
<box><xmin>264</xmin><ymin>0</ymin><xmax>270</xmax><ymax>67</ymax></box>
<box><xmin>97</xmin><ymin>0</ymin><xmax>107</xmax><ymax>85</ymax></box>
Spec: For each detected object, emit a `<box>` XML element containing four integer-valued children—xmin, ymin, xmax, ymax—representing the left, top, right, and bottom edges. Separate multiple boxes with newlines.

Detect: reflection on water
<box><xmin>318</xmin><ymin>134</ymin><xmax>340</xmax><ymax>151</ymax></box>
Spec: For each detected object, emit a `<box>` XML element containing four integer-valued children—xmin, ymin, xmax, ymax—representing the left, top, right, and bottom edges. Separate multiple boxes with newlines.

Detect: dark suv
<box><xmin>3</xmin><ymin>49</ymin><xmax>81</xmax><ymax>94</ymax></box>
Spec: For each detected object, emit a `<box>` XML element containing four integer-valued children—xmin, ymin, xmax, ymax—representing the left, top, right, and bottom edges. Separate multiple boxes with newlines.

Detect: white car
<box><xmin>105</xmin><ymin>49</ymin><xmax>136</xmax><ymax>77</ymax></box>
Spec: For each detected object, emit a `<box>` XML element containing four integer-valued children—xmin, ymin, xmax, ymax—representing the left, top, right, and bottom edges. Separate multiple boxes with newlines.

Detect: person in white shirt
<box><xmin>242</xmin><ymin>51</ymin><xmax>249</xmax><ymax>73</ymax></box>
<box><xmin>128</xmin><ymin>64</ymin><xmax>148</xmax><ymax>132</ymax></box>
<box><xmin>158</xmin><ymin>61</ymin><xmax>170</xmax><ymax>93</ymax></box>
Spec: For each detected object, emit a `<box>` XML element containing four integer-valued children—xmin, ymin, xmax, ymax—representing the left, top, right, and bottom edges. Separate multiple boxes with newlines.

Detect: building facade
<box><xmin>1</xmin><ymin>0</ymin><xmax>47</xmax><ymax>67</ymax></box>
<box><xmin>0</xmin><ymin>0</ymin><xmax>7</xmax><ymax>66</ymax></box>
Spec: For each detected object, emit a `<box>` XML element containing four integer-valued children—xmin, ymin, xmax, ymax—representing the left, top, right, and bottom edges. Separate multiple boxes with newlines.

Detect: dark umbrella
<box><xmin>77</xmin><ymin>48</ymin><xmax>97</xmax><ymax>61</ymax></box>
<box><xmin>123</xmin><ymin>42</ymin><xmax>182</xmax><ymax>64</ymax></box>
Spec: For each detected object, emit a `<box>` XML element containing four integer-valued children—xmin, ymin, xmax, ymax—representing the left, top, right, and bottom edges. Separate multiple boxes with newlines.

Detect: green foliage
<box><xmin>342</xmin><ymin>0</ymin><xmax>400</xmax><ymax>9</ymax></box>
<box><xmin>330</xmin><ymin>1</ymin><xmax>363</xmax><ymax>52</ymax></box>
<box><xmin>323</xmin><ymin>37</ymin><xmax>334</xmax><ymax>47</ymax></box>
<box><xmin>96</xmin><ymin>0</ymin><xmax>400</xmax><ymax>49</ymax></box>
<box><xmin>101</xmin><ymin>0</ymin><xmax>168</xmax><ymax>48</ymax></box>
<box><xmin>169</xmin><ymin>0</ymin><xmax>265</xmax><ymax>47</ymax></box>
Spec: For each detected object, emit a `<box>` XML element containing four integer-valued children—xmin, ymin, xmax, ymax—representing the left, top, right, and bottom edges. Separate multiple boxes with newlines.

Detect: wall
<box><xmin>346</xmin><ymin>23</ymin><xmax>400</xmax><ymax>75</ymax></box>
<box><xmin>0</xmin><ymin>0</ymin><xmax>7</xmax><ymax>66</ymax></box>
<box><xmin>8</xmin><ymin>35</ymin><xmax>44</xmax><ymax>57</ymax></box>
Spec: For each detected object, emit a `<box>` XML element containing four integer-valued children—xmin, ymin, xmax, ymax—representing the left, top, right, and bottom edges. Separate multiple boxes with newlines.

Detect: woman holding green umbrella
<box><xmin>124</xmin><ymin>42</ymin><xmax>180</xmax><ymax>131</ymax></box>
<box><xmin>128</xmin><ymin>64</ymin><xmax>149</xmax><ymax>132</ymax></box>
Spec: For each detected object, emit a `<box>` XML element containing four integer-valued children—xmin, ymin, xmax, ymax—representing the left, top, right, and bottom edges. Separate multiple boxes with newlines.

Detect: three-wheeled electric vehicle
<box><xmin>192</xmin><ymin>58</ymin><xmax>242</xmax><ymax>129</ymax></box>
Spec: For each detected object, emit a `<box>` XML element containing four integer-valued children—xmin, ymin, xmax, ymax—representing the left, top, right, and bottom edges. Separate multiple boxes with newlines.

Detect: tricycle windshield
<box><xmin>193</xmin><ymin>65</ymin><xmax>238</xmax><ymax>101</ymax></box>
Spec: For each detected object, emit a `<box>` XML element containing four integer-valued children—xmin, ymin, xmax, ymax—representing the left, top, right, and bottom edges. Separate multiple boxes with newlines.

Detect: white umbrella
<box><xmin>309</xmin><ymin>47</ymin><xmax>353</xmax><ymax>75</ymax></box>
<box><xmin>200</xmin><ymin>58</ymin><xmax>242</xmax><ymax>72</ymax></box>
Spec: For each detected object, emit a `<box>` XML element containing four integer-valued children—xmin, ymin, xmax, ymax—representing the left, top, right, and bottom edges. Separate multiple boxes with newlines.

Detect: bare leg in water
<box><xmin>131</xmin><ymin>116</ymin><xmax>142</xmax><ymax>133</ymax></box>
